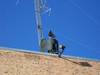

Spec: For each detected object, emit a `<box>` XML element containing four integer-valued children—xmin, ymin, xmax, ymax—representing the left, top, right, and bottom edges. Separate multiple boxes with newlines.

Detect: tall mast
<box><xmin>34</xmin><ymin>0</ymin><xmax>49</xmax><ymax>51</ymax></box>
<box><xmin>34</xmin><ymin>0</ymin><xmax>44</xmax><ymax>47</ymax></box>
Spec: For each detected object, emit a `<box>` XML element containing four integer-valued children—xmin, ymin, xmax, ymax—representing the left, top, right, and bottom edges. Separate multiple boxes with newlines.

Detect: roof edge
<box><xmin>0</xmin><ymin>46</ymin><xmax>100</xmax><ymax>62</ymax></box>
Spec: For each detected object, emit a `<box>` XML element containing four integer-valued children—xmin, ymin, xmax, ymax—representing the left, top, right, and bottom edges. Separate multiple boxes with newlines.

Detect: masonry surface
<box><xmin>0</xmin><ymin>49</ymin><xmax>100</xmax><ymax>75</ymax></box>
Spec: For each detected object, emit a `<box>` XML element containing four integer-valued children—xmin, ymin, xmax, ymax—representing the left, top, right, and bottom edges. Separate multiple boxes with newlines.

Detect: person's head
<box><xmin>48</xmin><ymin>30</ymin><xmax>55</xmax><ymax>38</ymax></box>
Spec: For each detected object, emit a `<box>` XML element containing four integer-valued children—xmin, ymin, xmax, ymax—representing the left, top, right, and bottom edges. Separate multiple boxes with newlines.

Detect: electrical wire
<box><xmin>67</xmin><ymin>0</ymin><xmax>100</xmax><ymax>27</ymax></box>
<box><xmin>58</xmin><ymin>30</ymin><xmax>99</xmax><ymax>53</ymax></box>
<box><xmin>59</xmin><ymin>0</ymin><xmax>100</xmax><ymax>52</ymax></box>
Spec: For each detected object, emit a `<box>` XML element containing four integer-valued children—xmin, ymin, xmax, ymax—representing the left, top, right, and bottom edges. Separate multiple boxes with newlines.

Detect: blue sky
<box><xmin>0</xmin><ymin>0</ymin><xmax>100</xmax><ymax>59</ymax></box>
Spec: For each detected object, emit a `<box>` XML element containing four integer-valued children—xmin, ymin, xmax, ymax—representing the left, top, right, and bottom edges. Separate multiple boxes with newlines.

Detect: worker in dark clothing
<box><xmin>48</xmin><ymin>30</ymin><xmax>66</xmax><ymax>57</ymax></box>
<box><xmin>48</xmin><ymin>30</ymin><xmax>59</xmax><ymax>54</ymax></box>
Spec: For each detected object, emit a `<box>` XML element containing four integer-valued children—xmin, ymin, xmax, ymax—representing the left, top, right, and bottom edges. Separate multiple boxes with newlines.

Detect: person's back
<box><xmin>48</xmin><ymin>30</ymin><xmax>59</xmax><ymax>53</ymax></box>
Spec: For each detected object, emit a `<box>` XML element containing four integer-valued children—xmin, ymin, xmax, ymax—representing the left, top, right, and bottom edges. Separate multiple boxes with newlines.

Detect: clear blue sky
<box><xmin>0</xmin><ymin>0</ymin><xmax>100</xmax><ymax>59</ymax></box>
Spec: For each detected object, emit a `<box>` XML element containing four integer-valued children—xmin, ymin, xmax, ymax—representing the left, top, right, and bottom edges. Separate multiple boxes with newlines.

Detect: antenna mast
<box><xmin>34</xmin><ymin>0</ymin><xmax>49</xmax><ymax>51</ymax></box>
<box><xmin>34</xmin><ymin>0</ymin><xmax>43</xmax><ymax>45</ymax></box>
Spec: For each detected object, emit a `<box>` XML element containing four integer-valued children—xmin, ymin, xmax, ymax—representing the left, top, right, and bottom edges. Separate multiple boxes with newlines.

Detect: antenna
<box><xmin>34</xmin><ymin>0</ymin><xmax>50</xmax><ymax>51</ymax></box>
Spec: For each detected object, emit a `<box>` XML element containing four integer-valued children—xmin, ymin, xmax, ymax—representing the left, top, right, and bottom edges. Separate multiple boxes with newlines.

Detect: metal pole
<box><xmin>34</xmin><ymin>0</ymin><xmax>44</xmax><ymax>47</ymax></box>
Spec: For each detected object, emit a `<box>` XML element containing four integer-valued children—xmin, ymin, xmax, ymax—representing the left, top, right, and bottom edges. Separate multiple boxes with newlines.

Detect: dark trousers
<box><xmin>52</xmin><ymin>39</ymin><xmax>59</xmax><ymax>53</ymax></box>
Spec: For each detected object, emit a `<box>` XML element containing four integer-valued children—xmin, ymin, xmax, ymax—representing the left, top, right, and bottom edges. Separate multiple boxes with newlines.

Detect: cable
<box><xmin>61</xmin><ymin>33</ymin><xmax>98</xmax><ymax>51</ymax></box>
<box><xmin>59</xmin><ymin>0</ymin><xmax>100</xmax><ymax>51</ymax></box>
<box><xmin>67</xmin><ymin>0</ymin><xmax>100</xmax><ymax>27</ymax></box>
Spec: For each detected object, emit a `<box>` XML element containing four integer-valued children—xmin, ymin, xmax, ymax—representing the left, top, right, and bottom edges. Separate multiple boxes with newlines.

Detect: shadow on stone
<box><xmin>61</xmin><ymin>57</ymin><xmax>92</xmax><ymax>67</ymax></box>
<box><xmin>79</xmin><ymin>62</ymin><xmax>92</xmax><ymax>67</ymax></box>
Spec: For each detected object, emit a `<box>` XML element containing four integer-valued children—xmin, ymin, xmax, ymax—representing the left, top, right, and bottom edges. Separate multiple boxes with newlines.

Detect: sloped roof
<box><xmin>0</xmin><ymin>48</ymin><xmax>100</xmax><ymax>75</ymax></box>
